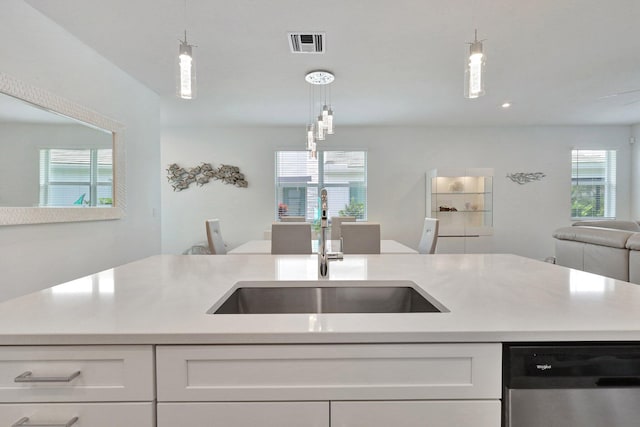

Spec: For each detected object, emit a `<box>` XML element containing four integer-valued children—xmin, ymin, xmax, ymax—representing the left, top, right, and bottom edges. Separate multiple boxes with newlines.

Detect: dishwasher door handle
<box><xmin>596</xmin><ymin>377</ymin><xmax>640</xmax><ymax>387</ymax></box>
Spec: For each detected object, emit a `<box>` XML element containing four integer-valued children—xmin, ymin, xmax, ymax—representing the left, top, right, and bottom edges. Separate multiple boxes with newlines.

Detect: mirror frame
<box><xmin>0</xmin><ymin>72</ymin><xmax>125</xmax><ymax>225</ymax></box>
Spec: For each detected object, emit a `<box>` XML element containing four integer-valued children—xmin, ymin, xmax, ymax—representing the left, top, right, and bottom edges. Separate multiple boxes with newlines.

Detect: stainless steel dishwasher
<box><xmin>504</xmin><ymin>344</ymin><xmax>640</xmax><ymax>427</ymax></box>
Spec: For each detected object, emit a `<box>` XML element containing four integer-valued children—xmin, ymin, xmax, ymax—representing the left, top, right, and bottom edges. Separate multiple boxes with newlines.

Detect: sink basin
<box><xmin>208</xmin><ymin>280</ymin><xmax>448</xmax><ymax>314</ymax></box>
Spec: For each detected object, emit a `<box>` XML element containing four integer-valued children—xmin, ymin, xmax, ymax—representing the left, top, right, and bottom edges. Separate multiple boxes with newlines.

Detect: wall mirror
<box><xmin>0</xmin><ymin>72</ymin><xmax>125</xmax><ymax>225</ymax></box>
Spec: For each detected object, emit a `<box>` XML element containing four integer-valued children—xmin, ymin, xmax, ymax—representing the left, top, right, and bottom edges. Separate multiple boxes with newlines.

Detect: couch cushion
<box><xmin>553</xmin><ymin>226</ymin><xmax>633</xmax><ymax>249</ymax></box>
<box><xmin>555</xmin><ymin>239</ymin><xmax>584</xmax><ymax>270</ymax></box>
<box><xmin>583</xmin><ymin>245</ymin><xmax>629</xmax><ymax>282</ymax></box>
<box><xmin>572</xmin><ymin>220</ymin><xmax>640</xmax><ymax>232</ymax></box>
<box><xmin>629</xmin><ymin>251</ymin><xmax>640</xmax><ymax>285</ymax></box>
<box><xmin>625</xmin><ymin>233</ymin><xmax>640</xmax><ymax>250</ymax></box>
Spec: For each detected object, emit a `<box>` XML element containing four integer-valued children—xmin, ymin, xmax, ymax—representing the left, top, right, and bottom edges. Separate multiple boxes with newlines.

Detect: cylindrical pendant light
<box><xmin>464</xmin><ymin>30</ymin><xmax>485</xmax><ymax>99</ymax></box>
<box><xmin>177</xmin><ymin>31</ymin><xmax>196</xmax><ymax>100</ymax></box>
<box><xmin>326</xmin><ymin>108</ymin><xmax>334</xmax><ymax>134</ymax></box>
<box><xmin>316</xmin><ymin>114</ymin><xmax>325</xmax><ymax>140</ymax></box>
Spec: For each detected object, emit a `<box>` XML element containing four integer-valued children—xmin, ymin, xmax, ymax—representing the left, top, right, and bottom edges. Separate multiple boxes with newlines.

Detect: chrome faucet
<box><xmin>318</xmin><ymin>188</ymin><xmax>343</xmax><ymax>278</ymax></box>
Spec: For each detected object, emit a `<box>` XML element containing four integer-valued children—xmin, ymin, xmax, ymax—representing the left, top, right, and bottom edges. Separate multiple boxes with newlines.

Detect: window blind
<box><xmin>571</xmin><ymin>149</ymin><xmax>616</xmax><ymax>219</ymax></box>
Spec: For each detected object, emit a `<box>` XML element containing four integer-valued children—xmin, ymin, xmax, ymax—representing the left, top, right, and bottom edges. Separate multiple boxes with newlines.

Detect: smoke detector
<box><xmin>288</xmin><ymin>32</ymin><xmax>325</xmax><ymax>54</ymax></box>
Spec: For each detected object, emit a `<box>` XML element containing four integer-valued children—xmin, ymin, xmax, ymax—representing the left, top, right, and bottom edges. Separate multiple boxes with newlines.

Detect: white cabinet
<box><xmin>427</xmin><ymin>168</ymin><xmax>494</xmax><ymax>253</ymax></box>
<box><xmin>332</xmin><ymin>400</ymin><xmax>501</xmax><ymax>427</ymax></box>
<box><xmin>0</xmin><ymin>346</ymin><xmax>154</xmax><ymax>427</ymax></box>
<box><xmin>157</xmin><ymin>402</ymin><xmax>329</xmax><ymax>427</ymax></box>
<box><xmin>156</xmin><ymin>343</ymin><xmax>501</xmax><ymax>401</ymax></box>
<box><xmin>156</xmin><ymin>343</ymin><xmax>501</xmax><ymax>427</ymax></box>
<box><xmin>0</xmin><ymin>403</ymin><xmax>154</xmax><ymax>427</ymax></box>
<box><xmin>435</xmin><ymin>235</ymin><xmax>494</xmax><ymax>254</ymax></box>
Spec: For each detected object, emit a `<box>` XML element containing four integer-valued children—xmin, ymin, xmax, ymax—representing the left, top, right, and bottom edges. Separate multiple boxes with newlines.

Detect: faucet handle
<box><xmin>327</xmin><ymin>252</ymin><xmax>343</xmax><ymax>261</ymax></box>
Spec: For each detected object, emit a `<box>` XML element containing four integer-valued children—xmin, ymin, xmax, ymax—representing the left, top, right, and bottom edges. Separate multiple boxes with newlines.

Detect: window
<box><xmin>571</xmin><ymin>149</ymin><xmax>616</xmax><ymax>219</ymax></box>
<box><xmin>275</xmin><ymin>151</ymin><xmax>367</xmax><ymax>222</ymax></box>
<box><xmin>39</xmin><ymin>148</ymin><xmax>113</xmax><ymax>207</ymax></box>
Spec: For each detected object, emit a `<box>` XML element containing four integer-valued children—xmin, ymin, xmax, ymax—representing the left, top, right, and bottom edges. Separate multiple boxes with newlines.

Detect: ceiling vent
<box><xmin>288</xmin><ymin>32</ymin><xmax>325</xmax><ymax>54</ymax></box>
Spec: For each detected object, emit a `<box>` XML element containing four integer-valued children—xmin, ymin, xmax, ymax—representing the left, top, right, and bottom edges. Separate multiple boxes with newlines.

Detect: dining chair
<box><xmin>418</xmin><ymin>217</ymin><xmax>439</xmax><ymax>254</ymax></box>
<box><xmin>205</xmin><ymin>219</ymin><xmax>227</xmax><ymax>255</ymax></box>
<box><xmin>330</xmin><ymin>216</ymin><xmax>356</xmax><ymax>241</ymax></box>
<box><xmin>341</xmin><ymin>222</ymin><xmax>381</xmax><ymax>254</ymax></box>
<box><xmin>271</xmin><ymin>222</ymin><xmax>312</xmax><ymax>254</ymax></box>
<box><xmin>280</xmin><ymin>216</ymin><xmax>306</xmax><ymax>222</ymax></box>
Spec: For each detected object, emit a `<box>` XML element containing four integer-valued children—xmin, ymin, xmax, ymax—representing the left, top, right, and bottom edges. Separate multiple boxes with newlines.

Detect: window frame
<box><xmin>571</xmin><ymin>149</ymin><xmax>617</xmax><ymax>220</ymax></box>
<box><xmin>39</xmin><ymin>148</ymin><xmax>113</xmax><ymax>207</ymax></box>
<box><xmin>275</xmin><ymin>150</ymin><xmax>368</xmax><ymax>222</ymax></box>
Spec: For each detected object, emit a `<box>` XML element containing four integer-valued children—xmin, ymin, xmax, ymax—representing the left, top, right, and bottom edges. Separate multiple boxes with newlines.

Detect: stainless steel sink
<box><xmin>208</xmin><ymin>280</ymin><xmax>448</xmax><ymax>314</ymax></box>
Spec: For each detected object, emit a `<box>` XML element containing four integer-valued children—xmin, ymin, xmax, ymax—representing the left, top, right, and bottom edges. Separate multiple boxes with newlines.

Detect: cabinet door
<box><xmin>331</xmin><ymin>400</ymin><xmax>500</xmax><ymax>427</ymax></box>
<box><xmin>157</xmin><ymin>343</ymin><xmax>501</xmax><ymax>401</ymax></box>
<box><xmin>436</xmin><ymin>236</ymin><xmax>493</xmax><ymax>254</ymax></box>
<box><xmin>0</xmin><ymin>402</ymin><xmax>153</xmax><ymax>427</ymax></box>
<box><xmin>157</xmin><ymin>402</ymin><xmax>329</xmax><ymax>427</ymax></box>
<box><xmin>0</xmin><ymin>345</ymin><xmax>154</xmax><ymax>402</ymax></box>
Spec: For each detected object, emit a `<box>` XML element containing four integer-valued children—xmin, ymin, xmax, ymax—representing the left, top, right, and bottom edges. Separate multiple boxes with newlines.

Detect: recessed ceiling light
<box><xmin>501</xmin><ymin>102</ymin><xmax>511</xmax><ymax>108</ymax></box>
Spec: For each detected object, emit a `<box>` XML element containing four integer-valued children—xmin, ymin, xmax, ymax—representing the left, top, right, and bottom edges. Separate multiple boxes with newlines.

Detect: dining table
<box><xmin>228</xmin><ymin>239</ymin><xmax>418</xmax><ymax>254</ymax></box>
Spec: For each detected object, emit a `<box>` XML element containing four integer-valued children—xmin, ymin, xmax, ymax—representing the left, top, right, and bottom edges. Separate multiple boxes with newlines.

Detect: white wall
<box><xmin>632</xmin><ymin>124</ymin><xmax>640</xmax><ymax>219</ymax></box>
<box><xmin>161</xmin><ymin>125</ymin><xmax>632</xmax><ymax>260</ymax></box>
<box><xmin>0</xmin><ymin>0</ymin><xmax>161</xmax><ymax>302</ymax></box>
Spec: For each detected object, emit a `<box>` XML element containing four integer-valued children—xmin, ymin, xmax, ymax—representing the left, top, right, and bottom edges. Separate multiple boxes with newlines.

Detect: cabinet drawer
<box><xmin>0</xmin><ymin>346</ymin><xmax>154</xmax><ymax>402</ymax></box>
<box><xmin>158</xmin><ymin>402</ymin><xmax>328</xmax><ymax>427</ymax></box>
<box><xmin>331</xmin><ymin>400</ymin><xmax>500</xmax><ymax>427</ymax></box>
<box><xmin>157</xmin><ymin>343</ymin><xmax>501</xmax><ymax>401</ymax></box>
<box><xmin>0</xmin><ymin>402</ymin><xmax>154</xmax><ymax>427</ymax></box>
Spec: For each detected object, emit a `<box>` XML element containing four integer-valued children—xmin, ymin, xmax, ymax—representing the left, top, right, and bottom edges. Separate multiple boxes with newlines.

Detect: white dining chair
<box><xmin>330</xmin><ymin>216</ymin><xmax>356</xmax><ymax>241</ymax></box>
<box><xmin>271</xmin><ymin>222</ymin><xmax>312</xmax><ymax>254</ymax></box>
<box><xmin>205</xmin><ymin>219</ymin><xmax>227</xmax><ymax>255</ymax></box>
<box><xmin>280</xmin><ymin>216</ymin><xmax>306</xmax><ymax>222</ymax></box>
<box><xmin>341</xmin><ymin>222</ymin><xmax>381</xmax><ymax>254</ymax></box>
<box><xmin>418</xmin><ymin>217</ymin><xmax>439</xmax><ymax>254</ymax></box>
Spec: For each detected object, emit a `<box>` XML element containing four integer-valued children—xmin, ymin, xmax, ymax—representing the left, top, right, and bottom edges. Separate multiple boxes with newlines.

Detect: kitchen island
<box><xmin>0</xmin><ymin>254</ymin><xmax>638</xmax><ymax>426</ymax></box>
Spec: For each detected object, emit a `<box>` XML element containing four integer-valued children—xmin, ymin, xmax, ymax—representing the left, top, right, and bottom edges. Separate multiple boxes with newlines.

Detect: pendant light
<box><xmin>177</xmin><ymin>31</ymin><xmax>196</xmax><ymax>99</ymax></box>
<box><xmin>326</xmin><ymin>107</ymin><xmax>334</xmax><ymax>135</ymax></box>
<box><xmin>177</xmin><ymin>0</ymin><xmax>196</xmax><ymax>100</ymax></box>
<box><xmin>464</xmin><ymin>30</ymin><xmax>485</xmax><ymax>99</ymax></box>
<box><xmin>304</xmin><ymin>70</ymin><xmax>335</xmax><ymax>154</ymax></box>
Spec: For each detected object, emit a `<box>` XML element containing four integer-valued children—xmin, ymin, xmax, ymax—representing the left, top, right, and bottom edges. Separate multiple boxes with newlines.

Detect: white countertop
<box><xmin>0</xmin><ymin>254</ymin><xmax>639</xmax><ymax>345</ymax></box>
<box><xmin>228</xmin><ymin>239</ymin><xmax>418</xmax><ymax>254</ymax></box>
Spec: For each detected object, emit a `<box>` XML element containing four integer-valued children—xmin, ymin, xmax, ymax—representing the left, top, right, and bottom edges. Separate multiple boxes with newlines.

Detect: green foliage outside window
<box><xmin>339</xmin><ymin>198</ymin><xmax>365</xmax><ymax>219</ymax></box>
<box><xmin>571</xmin><ymin>185</ymin><xmax>604</xmax><ymax>218</ymax></box>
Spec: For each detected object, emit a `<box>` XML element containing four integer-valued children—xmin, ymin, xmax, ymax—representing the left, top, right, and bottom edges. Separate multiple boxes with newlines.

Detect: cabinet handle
<box><xmin>12</xmin><ymin>417</ymin><xmax>78</xmax><ymax>427</ymax></box>
<box><xmin>14</xmin><ymin>370</ymin><xmax>81</xmax><ymax>383</ymax></box>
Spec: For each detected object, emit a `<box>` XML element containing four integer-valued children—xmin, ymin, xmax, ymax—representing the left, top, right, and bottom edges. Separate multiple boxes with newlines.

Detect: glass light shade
<box><xmin>321</xmin><ymin>105</ymin><xmax>329</xmax><ymax>128</ymax></box>
<box><xmin>316</xmin><ymin>115</ymin><xmax>325</xmax><ymax>140</ymax></box>
<box><xmin>326</xmin><ymin>109</ymin><xmax>334</xmax><ymax>134</ymax></box>
<box><xmin>178</xmin><ymin>40</ymin><xmax>196</xmax><ymax>100</ymax></box>
<box><xmin>464</xmin><ymin>40</ymin><xmax>485</xmax><ymax>99</ymax></box>
<box><xmin>307</xmin><ymin>124</ymin><xmax>315</xmax><ymax>149</ymax></box>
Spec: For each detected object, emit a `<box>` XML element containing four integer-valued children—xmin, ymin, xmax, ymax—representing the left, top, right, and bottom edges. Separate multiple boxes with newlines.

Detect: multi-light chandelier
<box><xmin>464</xmin><ymin>29</ymin><xmax>485</xmax><ymax>99</ymax></box>
<box><xmin>305</xmin><ymin>70</ymin><xmax>335</xmax><ymax>158</ymax></box>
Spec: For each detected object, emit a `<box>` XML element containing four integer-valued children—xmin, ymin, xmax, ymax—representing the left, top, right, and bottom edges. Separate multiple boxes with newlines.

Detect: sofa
<box><xmin>552</xmin><ymin>220</ymin><xmax>640</xmax><ymax>284</ymax></box>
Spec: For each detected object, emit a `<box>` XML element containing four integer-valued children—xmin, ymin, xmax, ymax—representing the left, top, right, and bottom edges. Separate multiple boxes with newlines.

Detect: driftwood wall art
<box><xmin>167</xmin><ymin>163</ymin><xmax>248</xmax><ymax>191</ymax></box>
<box><xmin>506</xmin><ymin>172</ymin><xmax>546</xmax><ymax>185</ymax></box>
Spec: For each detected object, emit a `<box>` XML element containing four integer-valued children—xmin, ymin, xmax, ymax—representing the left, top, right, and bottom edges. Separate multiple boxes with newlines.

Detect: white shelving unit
<box><xmin>426</xmin><ymin>168</ymin><xmax>494</xmax><ymax>253</ymax></box>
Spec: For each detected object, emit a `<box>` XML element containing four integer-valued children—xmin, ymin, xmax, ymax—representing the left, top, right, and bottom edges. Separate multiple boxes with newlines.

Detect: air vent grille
<box><xmin>288</xmin><ymin>32</ymin><xmax>325</xmax><ymax>54</ymax></box>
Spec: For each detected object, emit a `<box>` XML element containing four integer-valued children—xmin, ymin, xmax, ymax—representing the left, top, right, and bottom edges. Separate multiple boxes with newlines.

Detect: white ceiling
<box><xmin>24</xmin><ymin>0</ymin><xmax>640</xmax><ymax>127</ymax></box>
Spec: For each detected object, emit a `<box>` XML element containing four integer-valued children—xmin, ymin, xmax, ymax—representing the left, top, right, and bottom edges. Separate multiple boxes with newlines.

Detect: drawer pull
<box><xmin>12</xmin><ymin>417</ymin><xmax>78</xmax><ymax>427</ymax></box>
<box><xmin>14</xmin><ymin>370</ymin><xmax>81</xmax><ymax>383</ymax></box>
